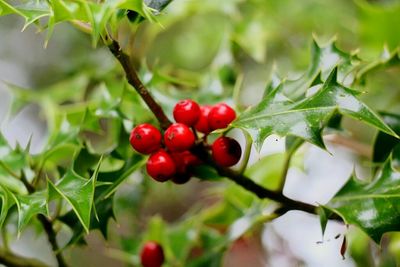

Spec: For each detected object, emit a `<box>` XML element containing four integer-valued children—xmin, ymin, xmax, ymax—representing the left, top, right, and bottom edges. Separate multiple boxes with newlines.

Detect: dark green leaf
<box><xmin>327</xmin><ymin>160</ymin><xmax>400</xmax><ymax>243</ymax></box>
<box><xmin>233</xmin><ymin>67</ymin><xmax>397</xmax><ymax>151</ymax></box>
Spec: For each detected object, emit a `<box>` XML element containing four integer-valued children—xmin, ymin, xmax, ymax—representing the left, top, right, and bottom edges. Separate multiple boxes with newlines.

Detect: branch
<box><xmin>0</xmin><ymin>248</ymin><xmax>50</xmax><ymax>267</ymax></box>
<box><xmin>191</xmin><ymin>144</ymin><xmax>317</xmax><ymax>215</ymax></box>
<box><xmin>108</xmin><ymin>40</ymin><xmax>172</xmax><ymax>130</ymax></box>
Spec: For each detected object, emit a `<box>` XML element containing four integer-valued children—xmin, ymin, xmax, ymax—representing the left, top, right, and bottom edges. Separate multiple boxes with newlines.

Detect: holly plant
<box><xmin>0</xmin><ymin>0</ymin><xmax>400</xmax><ymax>266</ymax></box>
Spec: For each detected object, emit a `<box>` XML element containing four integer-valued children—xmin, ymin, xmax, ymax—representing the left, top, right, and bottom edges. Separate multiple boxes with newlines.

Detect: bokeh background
<box><xmin>1</xmin><ymin>0</ymin><xmax>400</xmax><ymax>266</ymax></box>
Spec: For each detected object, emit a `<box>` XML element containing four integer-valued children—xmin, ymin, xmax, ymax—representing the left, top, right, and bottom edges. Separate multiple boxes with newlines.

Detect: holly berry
<box><xmin>171</xmin><ymin>151</ymin><xmax>201</xmax><ymax>173</ymax></box>
<box><xmin>164</xmin><ymin>123</ymin><xmax>195</xmax><ymax>152</ymax></box>
<box><xmin>211</xmin><ymin>136</ymin><xmax>242</xmax><ymax>167</ymax></box>
<box><xmin>194</xmin><ymin>105</ymin><xmax>212</xmax><ymax>134</ymax></box>
<box><xmin>130</xmin><ymin>124</ymin><xmax>162</xmax><ymax>154</ymax></box>
<box><xmin>140</xmin><ymin>241</ymin><xmax>165</xmax><ymax>267</ymax></box>
<box><xmin>173</xmin><ymin>99</ymin><xmax>201</xmax><ymax>126</ymax></box>
<box><xmin>146</xmin><ymin>150</ymin><xmax>176</xmax><ymax>182</ymax></box>
<box><xmin>171</xmin><ymin>173</ymin><xmax>192</xmax><ymax>184</ymax></box>
<box><xmin>208</xmin><ymin>103</ymin><xmax>236</xmax><ymax>130</ymax></box>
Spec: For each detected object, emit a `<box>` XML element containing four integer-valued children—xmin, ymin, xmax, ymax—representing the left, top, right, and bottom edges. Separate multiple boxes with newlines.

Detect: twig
<box><xmin>37</xmin><ymin>215</ymin><xmax>68</xmax><ymax>267</ymax></box>
<box><xmin>108</xmin><ymin>39</ymin><xmax>172</xmax><ymax>130</ymax></box>
<box><xmin>191</xmin><ymin>143</ymin><xmax>317</xmax><ymax>215</ymax></box>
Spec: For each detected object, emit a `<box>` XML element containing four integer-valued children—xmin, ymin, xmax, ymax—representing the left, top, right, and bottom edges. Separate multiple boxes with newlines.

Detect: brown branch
<box><xmin>108</xmin><ymin>39</ymin><xmax>172</xmax><ymax>130</ymax></box>
<box><xmin>0</xmin><ymin>248</ymin><xmax>50</xmax><ymax>267</ymax></box>
<box><xmin>191</xmin><ymin>144</ymin><xmax>317</xmax><ymax>215</ymax></box>
<box><xmin>21</xmin><ymin>174</ymin><xmax>68</xmax><ymax>267</ymax></box>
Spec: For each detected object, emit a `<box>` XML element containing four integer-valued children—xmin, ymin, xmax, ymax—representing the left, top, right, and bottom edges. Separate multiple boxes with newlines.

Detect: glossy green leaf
<box><xmin>233</xmin><ymin>67</ymin><xmax>397</xmax><ymax>151</ymax></box>
<box><xmin>12</xmin><ymin>191</ymin><xmax>48</xmax><ymax>233</ymax></box>
<box><xmin>47</xmin><ymin>157</ymin><xmax>102</xmax><ymax>232</ymax></box>
<box><xmin>327</xmin><ymin>160</ymin><xmax>400</xmax><ymax>243</ymax></box>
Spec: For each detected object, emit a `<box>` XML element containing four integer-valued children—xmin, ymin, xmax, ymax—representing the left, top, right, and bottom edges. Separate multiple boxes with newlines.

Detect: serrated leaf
<box><xmin>233</xmin><ymin>67</ymin><xmax>397</xmax><ymax>151</ymax></box>
<box><xmin>327</xmin><ymin>160</ymin><xmax>400</xmax><ymax>243</ymax></box>
<box><xmin>0</xmin><ymin>0</ymin><xmax>49</xmax><ymax>29</ymax></box>
<box><xmin>47</xmin><ymin>157</ymin><xmax>102</xmax><ymax>232</ymax></box>
<box><xmin>58</xmin><ymin>156</ymin><xmax>143</xmax><ymax>246</ymax></box>
<box><xmin>12</xmin><ymin>191</ymin><xmax>48</xmax><ymax>233</ymax></box>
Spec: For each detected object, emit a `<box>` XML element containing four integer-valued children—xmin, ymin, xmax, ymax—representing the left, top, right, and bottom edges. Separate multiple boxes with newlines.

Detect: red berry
<box><xmin>208</xmin><ymin>103</ymin><xmax>236</xmax><ymax>130</ymax></box>
<box><xmin>171</xmin><ymin>173</ymin><xmax>192</xmax><ymax>184</ymax></box>
<box><xmin>146</xmin><ymin>150</ymin><xmax>176</xmax><ymax>182</ymax></box>
<box><xmin>194</xmin><ymin>105</ymin><xmax>212</xmax><ymax>134</ymax></box>
<box><xmin>171</xmin><ymin>151</ymin><xmax>201</xmax><ymax>172</ymax></box>
<box><xmin>130</xmin><ymin>124</ymin><xmax>162</xmax><ymax>154</ymax></box>
<box><xmin>164</xmin><ymin>123</ymin><xmax>195</xmax><ymax>152</ymax></box>
<box><xmin>140</xmin><ymin>241</ymin><xmax>165</xmax><ymax>267</ymax></box>
<box><xmin>170</xmin><ymin>151</ymin><xmax>201</xmax><ymax>184</ymax></box>
<box><xmin>211</xmin><ymin>136</ymin><xmax>242</xmax><ymax>167</ymax></box>
<box><xmin>173</xmin><ymin>99</ymin><xmax>201</xmax><ymax>126</ymax></box>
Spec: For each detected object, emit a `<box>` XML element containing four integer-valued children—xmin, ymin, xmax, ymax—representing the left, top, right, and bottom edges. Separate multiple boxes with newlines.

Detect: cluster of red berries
<box><xmin>129</xmin><ymin>100</ymin><xmax>241</xmax><ymax>183</ymax></box>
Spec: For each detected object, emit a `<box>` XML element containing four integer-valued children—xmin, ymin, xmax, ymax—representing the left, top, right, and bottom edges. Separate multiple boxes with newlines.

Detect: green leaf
<box><xmin>0</xmin><ymin>0</ymin><xmax>50</xmax><ymax>30</ymax></box>
<box><xmin>326</xmin><ymin>160</ymin><xmax>400</xmax><ymax>243</ymax></box>
<box><xmin>12</xmin><ymin>191</ymin><xmax>48</xmax><ymax>234</ymax></box>
<box><xmin>233</xmin><ymin>67</ymin><xmax>397</xmax><ymax>151</ymax></box>
<box><xmin>47</xmin><ymin>156</ymin><xmax>102</xmax><ymax>232</ymax></box>
<box><xmin>318</xmin><ymin>206</ymin><xmax>332</xmax><ymax>239</ymax></box>
<box><xmin>0</xmin><ymin>186</ymin><xmax>14</xmax><ymax>227</ymax></box>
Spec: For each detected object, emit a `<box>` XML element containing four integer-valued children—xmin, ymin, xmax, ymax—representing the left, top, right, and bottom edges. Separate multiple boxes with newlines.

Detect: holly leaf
<box><xmin>232</xmin><ymin>67</ymin><xmax>397</xmax><ymax>151</ymax></box>
<box><xmin>12</xmin><ymin>191</ymin><xmax>48</xmax><ymax>234</ymax></box>
<box><xmin>326</xmin><ymin>160</ymin><xmax>400</xmax><ymax>243</ymax></box>
<box><xmin>47</xmin><ymin>156</ymin><xmax>102</xmax><ymax>233</ymax></box>
<box><xmin>0</xmin><ymin>0</ymin><xmax>50</xmax><ymax>30</ymax></box>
